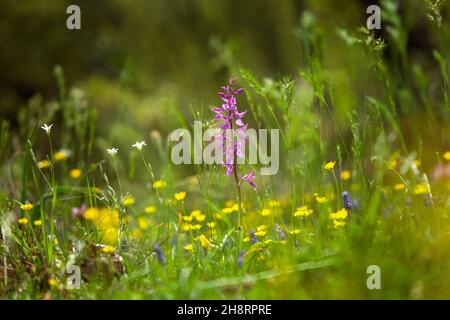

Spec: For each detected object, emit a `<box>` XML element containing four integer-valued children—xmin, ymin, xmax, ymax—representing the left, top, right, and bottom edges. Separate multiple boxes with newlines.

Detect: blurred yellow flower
<box><xmin>138</xmin><ymin>217</ymin><xmax>150</xmax><ymax>230</ymax></box>
<box><xmin>182</xmin><ymin>215</ymin><xmax>193</xmax><ymax>222</ymax></box>
<box><xmin>153</xmin><ymin>180</ymin><xmax>167</xmax><ymax>189</ymax></box>
<box><xmin>329</xmin><ymin>208</ymin><xmax>348</xmax><ymax>220</ymax></box>
<box><xmin>145</xmin><ymin>205</ymin><xmax>157</xmax><ymax>214</ymax></box>
<box><xmin>84</xmin><ymin>207</ymin><xmax>120</xmax><ymax>245</ymax></box>
<box><xmin>131</xmin><ymin>228</ymin><xmax>143</xmax><ymax>239</ymax></box>
<box><xmin>260</xmin><ymin>208</ymin><xmax>271</xmax><ymax>216</ymax></box>
<box><xmin>123</xmin><ymin>196</ymin><xmax>135</xmax><ymax>206</ymax></box>
<box><xmin>394</xmin><ymin>183</ymin><xmax>406</xmax><ymax>191</ymax></box>
<box><xmin>414</xmin><ymin>184</ymin><xmax>428</xmax><ymax>195</ymax></box>
<box><xmin>18</xmin><ymin>218</ymin><xmax>28</xmax><ymax>225</ymax></box>
<box><xmin>254</xmin><ymin>230</ymin><xmax>267</xmax><ymax>237</ymax></box>
<box><xmin>268</xmin><ymin>200</ymin><xmax>281</xmax><ymax>208</ymax></box>
<box><xmin>444</xmin><ymin>151</ymin><xmax>450</xmax><ymax>161</ymax></box>
<box><xmin>48</xmin><ymin>278</ymin><xmax>58</xmax><ymax>287</ymax></box>
<box><xmin>20</xmin><ymin>203</ymin><xmax>34</xmax><ymax>211</ymax></box>
<box><xmin>191</xmin><ymin>210</ymin><xmax>202</xmax><ymax>217</ymax></box>
<box><xmin>289</xmin><ymin>229</ymin><xmax>300</xmax><ymax>235</ymax></box>
<box><xmin>257</xmin><ymin>225</ymin><xmax>267</xmax><ymax>231</ymax></box>
<box><xmin>333</xmin><ymin>220</ymin><xmax>346</xmax><ymax>228</ymax></box>
<box><xmin>197</xmin><ymin>234</ymin><xmax>213</xmax><ymax>249</ymax></box>
<box><xmin>215</xmin><ymin>212</ymin><xmax>223</xmax><ymax>220</ymax></box>
<box><xmin>294</xmin><ymin>206</ymin><xmax>313</xmax><ymax>217</ymax></box>
<box><xmin>70</xmin><ymin>168</ymin><xmax>82</xmax><ymax>179</ymax></box>
<box><xmin>184</xmin><ymin>244</ymin><xmax>194</xmax><ymax>252</ymax></box>
<box><xmin>313</xmin><ymin>193</ymin><xmax>327</xmax><ymax>204</ymax></box>
<box><xmin>102</xmin><ymin>245</ymin><xmax>116</xmax><ymax>254</ymax></box>
<box><xmin>37</xmin><ymin>160</ymin><xmax>50</xmax><ymax>169</ymax></box>
<box><xmin>206</xmin><ymin>222</ymin><xmax>216</xmax><ymax>228</ymax></box>
<box><xmin>54</xmin><ymin>149</ymin><xmax>71</xmax><ymax>161</ymax></box>
<box><xmin>34</xmin><ymin>220</ymin><xmax>42</xmax><ymax>226</ymax></box>
<box><xmin>340</xmin><ymin>170</ymin><xmax>351</xmax><ymax>180</ymax></box>
<box><xmin>324</xmin><ymin>161</ymin><xmax>336</xmax><ymax>170</ymax></box>
<box><xmin>174</xmin><ymin>191</ymin><xmax>186</xmax><ymax>201</ymax></box>
<box><xmin>195</xmin><ymin>214</ymin><xmax>206</xmax><ymax>222</ymax></box>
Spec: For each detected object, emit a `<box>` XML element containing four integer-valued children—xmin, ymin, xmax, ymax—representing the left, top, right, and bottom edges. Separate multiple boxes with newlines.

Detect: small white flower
<box><xmin>107</xmin><ymin>148</ymin><xmax>119</xmax><ymax>156</ymax></box>
<box><xmin>132</xmin><ymin>141</ymin><xmax>147</xmax><ymax>151</ymax></box>
<box><xmin>41</xmin><ymin>123</ymin><xmax>53</xmax><ymax>135</ymax></box>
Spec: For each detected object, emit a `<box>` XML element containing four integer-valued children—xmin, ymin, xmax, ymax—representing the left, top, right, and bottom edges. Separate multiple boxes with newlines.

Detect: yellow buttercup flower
<box><xmin>20</xmin><ymin>203</ymin><xmax>34</xmax><ymax>211</ymax></box>
<box><xmin>333</xmin><ymin>220</ymin><xmax>346</xmax><ymax>228</ymax></box>
<box><xmin>54</xmin><ymin>149</ymin><xmax>71</xmax><ymax>161</ymax></box>
<box><xmin>257</xmin><ymin>225</ymin><xmax>267</xmax><ymax>231</ymax></box>
<box><xmin>195</xmin><ymin>214</ymin><xmax>206</xmax><ymax>222</ymax></box>
<box><xmin>37</xmin><ymin>160</ymin><xmax>50</xmax><ymax>169</ymax></box>
<box><xmin>84</xmin><ymin>207</ymin><xmax>120</xmax><ymax>245</ymax></box>
<box><xmin>191</xmin><ymin>210</ymin><xmax>202</xmax><ymax>218</ymax></box>
<box><xmin>184</xmin><ymin>244</ymin><xmax>194</xmax><ymax>252</ymax></box>
<box><xmin>294</xmin><ymin>206</ymin><xmax>313</xmax><ymax>217</ymax></box>
<box><xmin>174</xmin><ymin>191</ymin><xmax>186</xmax><ymax>201</ymax></box>
<box><xmin>260</xmin><ymin>208</ymin><xmax>271</xmax><ymax>217</ymax></box>
<box><xmin>69</xmin><ymin>168</ymin><xmax>82</xmax><ymax>179</ymax></box>
<box><xmin>329</xmin><ymin>208</ymin><xmax>348</xmax><ymax>220</ymax></box>
<box><xmin>197</xmin><ymin>234</ymin><xmax>213</xmax><ymax>249</ymax></box>
<box><xmin>340</xmin><ymin>170</ymin><xmax>351</xmax><ymax>180</ymax></box>
<box><xmin>34</xmin><ymin>220</ymin><xmax>42</xmax><ymax>226</ymax></box>
<box><xmin>18</xmin><ymin>218</ymin><xmax>29</xmax><ymax>225</ymax></box>
<box><xmin>206</xmin><ymin>222</ymin><xmax>216</xmax><ymax>228</ymax></box>
<box><xmin>414</xmin><ymin>184</ymin><xmax>428</xmax><ymax>195</ymax></box>
<box><xmin>145</xmin><ymin>206</ymin><xmax>157</xmax><ymax>214</ymax></box>
<box><xmin>102</xmin><ymin>245</ymin><xmax>116</xmax><ymax>254</ymax></box>
<box><xmin>123</xmin><ymin>196</ymin><xmax>135</xmax><ymax>206</ymax></box>
<box><xmin>289</xmin><ymin>229</ymin><xmax>300</xmax><ymax>235</ymax></box>
<box><xmin>138</xmin><ymin>217</ymin><xmax>150</xmax><ymax>230</ymax></box>
<box><xmin>394</xmin><ymin>183</ymin><xmax>406</xmax><ymax>191</ymax></box>
<box><xmin>324</xmin><ymin>161</ymin><xmax>336</xmax><ymax>170</ymax></box>
<box><xmin>313</xmin><ymin>193</ymin><xmax>327</xmax><ymax>204</ymax></box>
<box><xmin>182</xmin><ymin>215</ymin><xmax>193</xmax><ymax>222</ymax></box>
<box><xmin>153</xmin><ymin>180</ymin><xmax>167</xmax><ymax>189</ymax></box>
<box><xmin>215</xmin><ymin>212</ymin><xmax>223</xmax><ymax>220</ymax></box>
<box><xmin>48</xmin><ymin>278</ymin><xmax>58</xmax><ymax>287</ymax></box>
<box><xmin>444</xmin><ymin>151</ymin><xmax>450</xmax><ymax>161</ymax></box>
<box><xmin>254</xmin><ymin>230</ymin><xmax>267</xmax><ymax>237</ymax></box>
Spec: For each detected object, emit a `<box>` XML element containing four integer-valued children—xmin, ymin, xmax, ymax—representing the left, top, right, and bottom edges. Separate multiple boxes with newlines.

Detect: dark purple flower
<box><xmin>154</xmin><ymin>243</ymin><xmax>165</xmax><ymax>264</ymax></box>
<box><xmin>342</xmin><ymin>191</ymin><xmax>352</xmax><ymax>210</ymax></box>
<box><xmin>237</xmin><ymin>249</ymin><xmax>247</xmax><ymax>267</ymax></box>
<box><xmin>249</xmin><ymin>230</ymin><xmax>258</xmax><ymax>244</ymax></box>
<box><xmin>275</xmin><ymin>224</ymin><xmax>286</xmax><ymax>240</ymax></box>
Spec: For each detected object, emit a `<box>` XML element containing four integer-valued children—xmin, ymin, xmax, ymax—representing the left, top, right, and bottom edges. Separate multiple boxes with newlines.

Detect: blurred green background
<box><xmin>0</xmin><ymin>0</ymin><xmax>448</xmax><ymax>154</ymax></box>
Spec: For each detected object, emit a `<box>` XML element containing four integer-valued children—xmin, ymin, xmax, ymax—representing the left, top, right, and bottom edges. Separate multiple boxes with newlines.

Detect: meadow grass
<box><xmin>1</xmin><ymin>1</ymin><xmax>450</xmax><ymax>299</ymax></box>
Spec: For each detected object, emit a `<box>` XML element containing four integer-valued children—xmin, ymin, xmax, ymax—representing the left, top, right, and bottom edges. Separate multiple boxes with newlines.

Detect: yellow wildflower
<box><xmin>197</xmin><ymin>234</ymin><xmax>213</xmax><ymax>249</ymax></box>
<box><xmin>102</xmin><ymin>245</ymin><xmax>116</xmax><ymax>254</ymax></box>
<box><xmin>131</xmin><ymin>228</ymin><xmax>143</xmax><ymax>239</ymax></box>
<box><xmin>289</xmin><ymin>229</ymin><xmax>300</xmax><ymax>235</ymax></box>
<box><xmin>145</xmin><ymin>205</ymin><xmax>157</xmax><ymax>214</ymax></box>
<box><xmin>184</xmin><ymin>244</ymin><xmax>194</xmax><ymax>252</ymax></box>
<box><xmin>54</xmin><ymin>149</ymin><xmax>70</xmax><ymax>161</ymax></box>
<box><xmin>260</xmin><ymin>208</ymin><xmax>271</xmax><ymax>217</ymax></box>
<box><xmin>414</xmin><ymin>184</ymin><xmax>428</xmax><ymax>195</ymax></box>
<box><xmin>257</xmin><ymin>225</ymin><xmax>267</xmax><ymax>232</ymax></box>
<box><xmin>225</xmin><ymin>199</ymin><xmax>235</xmax><ymax>208</ymax></box>
<box><xmin>329</xmin><ymin>208</ymin><xmax>348</xmax><ymax>220</ymax></box>
<box><xmin>215</xmin><ymin>212</ymin><xmax>223</xmax><ymax>220</ymax></box>
<box><xmin>243</xmin><ymin>237</ymin><xmax>250</xmax><ymax>242</ymax></box>
<box><xmin>34</xmin><ymin>220</ymin><xmax>42</xmax><ymax>226</ymax></box>
<box><xmin>190</xmin><ymin>210</ymin><xmax>201</xmax><ymax>217</ymax></box>
<box><xmin>18</xmin><ymin>218</ymin><xmax>28</xmax><ymax>225</ymax></box>
<box><xmin>324</xmin><ymin>161</ymin><xmax>336</xmax><ymax>170</ymax></box>
<box><xmin>174</xmin><ymin>191</ymin><xmax>186</xmax><ymax>201</ymax></box>
<box><xmin>313</xmin><ymin>193</ymin><xmax>327</xmax><ymax>204</ymax></box>
<box><xmin>444</xmin><ymin>151</ymin><xmax>450</xmax><ymax>161</ymax></box>
<box><xmin>394</xmin><ymin>183</ymin><xmax>406</xmax><ymax>191</ymax></box>
<box><xmin>195</xmin><ymin>214</ymin><xmax>206</xmax><ymax>222</ymax></box>
<box><xmin>340</xmin><ymin>170</ymin><xmax>351</xmax><ymax>180</ymax></box>
<box><xmin>123</xmin><ymin>196</ymin><xmax>135</xmax><ymax>206</ymax></box>
<box><xmin>138</xmin><ymin>217</ymin><xmax>150</xmax><ymax>230</ymax></box>
<box><xmin>294</xmin><ymin>206</ymin><xmax>313</xmax><ymax>217</ymax></box>
<box><xmin>206</xmin><ymin>222</ymin><xmax>216</xmax><ymax>228</ymax></box>
<box><xmin>333</xmin><ymin>220</ymin><xmax>346</xmax><ymax>228</ymax></box>
<box><xmin>254</xmin><ymin>230</ymin><xmax>267</xmax><ymax>237</ymax></box>
<box><xmin>70</xmin><ymin>168</ymin><xmax>82</xmax><ymax>179</ymax></box>
<box><xmin>182</xmin><ymin>215</ymin><xmax>193</xmax><ymax>222</ymax></box>
<box><xmin>102</xmin><ymin>228</ymin><xmax>119</xmax><ymax>245</ymax></box>
<box><xmin>20</xmin><ymin>203</ymin><xmax>34</xmax><ymax>211</ymax></box>
<box><xmin>48</xmin><ymin>278</ymin><xmax>58</xmax><ymax>287</ymax></box>
<box><xmin>37</xmin><ymin>160</ymin><xmax>50</xmax><ymax>169</ymax></box>
<box><xmin>153</xmin><ymin>180</ymin><xmax>167</xmax><ymax>189</ymax></box>
<box><xmin>268</xmin><ymin>200</ymin><xmax>281</xmax><ymax>207</ymax></box>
